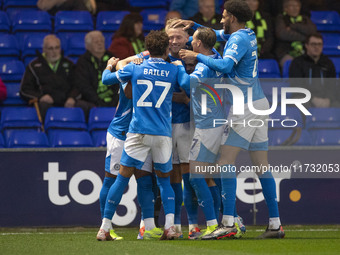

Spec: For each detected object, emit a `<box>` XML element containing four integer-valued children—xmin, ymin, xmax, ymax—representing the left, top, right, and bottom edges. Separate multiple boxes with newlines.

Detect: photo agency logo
<box><xmin>200</xmin><ymin>83</ymin><xmax>312</xmax><ymax>128</ymax></box>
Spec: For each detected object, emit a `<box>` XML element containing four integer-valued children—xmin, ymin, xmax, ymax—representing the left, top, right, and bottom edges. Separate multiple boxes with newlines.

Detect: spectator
<box><xmin>263</xmin><ymin>0</ymin><xmax>311</xmax><ymax>17</ymax></box>
<box><xmin>0</xmin><ymin>77</ymin><xmax>7</xmax><ymax>102</ymax></box>
<box><xmin>75</xmin><ymin>31</ymin><xmax>119</xmax><ymax>111</ymax></box>
<box><xmin>20</xmin><ymin>35</ymin><xmax>86</xmax><ymax>120</ymax></box>
<box><xmin>170</xmin><ymin>0</ymin><xmax>220</xmax><ymax>20</ymax></box>
<box><xmin>245</xmin><ymin>0</ymin><xmax>275</xmax><ymax>58</ymax></box>
<box><xmin>289</xmin><ymin>33</ymin><xmax>339</xmax><ymax>108</ymax></box>
<box><xmin>95</xmin><ymin>0</ymin><xmax>129</xmax><ymax>13</ymax></box>
<box><xmin>165</xmin><ymin>10</ymin><xmax>182</xmax><ymax>23</ymax></box>
<box><xmin>190</xmin><ymin>0</ymin><xmax>222</xmax><ymax>30</ymax></box>
<box><xmin>37</xmin><ymin>0</ymin><xmax>96</xmax><ymax>15</ymax></box>
<box><xmin>108</xmin><ymin>13</ymin><xmax>145</xmax><ymax>60</ymax></box>
<box><xmin>274</xmin><ymin>0</ymin><xmax>316</xmax><ymax>68</ymax></box>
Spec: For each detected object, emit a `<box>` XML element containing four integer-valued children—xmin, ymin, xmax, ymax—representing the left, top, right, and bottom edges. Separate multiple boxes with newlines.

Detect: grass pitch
<box><xmin>1</xmin><ymin>225</ymin><xmax>339</xmax><ymax>255</ymax></box>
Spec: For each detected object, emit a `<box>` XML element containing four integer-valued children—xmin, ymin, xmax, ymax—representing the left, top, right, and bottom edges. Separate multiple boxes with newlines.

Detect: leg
<box><xmin>99</xmin><ymin>171</ymin><xmax>116</xmax><ymax>219</ymax></box>
<box><xmin>170</xmin><ymin>164</ymin><xmax>183</xmax><ymax>235</ymax></box>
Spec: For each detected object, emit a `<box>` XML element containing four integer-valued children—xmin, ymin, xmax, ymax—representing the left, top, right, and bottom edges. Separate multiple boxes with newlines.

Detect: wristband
<box><xmin>107</xmin><ymin>64</ymin><xmax>113</xmax><ymax>69</ymax></box>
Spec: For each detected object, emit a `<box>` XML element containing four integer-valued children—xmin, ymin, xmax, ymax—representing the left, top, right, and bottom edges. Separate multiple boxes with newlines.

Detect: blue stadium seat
<box><xmin>5</xmin><ymin>130</ymin><xmax>49</xmax><ymax>148</ymax></box>
<box><xmin>269</xmin><ymin>129</ymin><xmax>312</xmax><ymax>146</ymax></box>
<box><xmin>44</xmin><ymin>107</ymin><xmax>87</xmax><ymax>132</ymax></box>
<box><xmin>0</xmin><ymin>11</ymin><xmax>10</xmax><ymax>33</ymax></box>
<box><xmin>91</xmin><ymin>130</ymin><xmax>107</xmax><ymax>147</ymax></box>
<box><xmin>129</xmin><ymin>0</ymin><xmax>168</xmax><ymax>8</ymax></box>
<box><xmin>0</xmin><ymin>60</ymin><xmax>25</xmax><ymax>83</ymax></box>
<box><xmin>311</xmin><ymin>129</ymin><xmax>340</xmax><ymax>146</ymax></box>
<box><xmin>306</xmin><ymin>108</ymin><xmax>340</xmax><ymax>129</ymax></box>
<box><xmin>96</xmin><ymin>11</ymin><xmax>129</xmax><ymax>32</ymax></box>
<box><xmin>140</xmin><ymin>9</ymin><xmax>168</xmax><ymax>31</ymax></box>
<box><xmin>311</xmin><ymin>11</ymin><xmax>340</xmax><ymax>32</ymax></box>
<box><xmin>2</xmin><ymin>83</ymin><xmax>26</xmax><ymax>105</ymax></box>
<box><xmin>322</xmin><ymin>33</ymin><xmax>340</xmax><ymax>56</ymax></box>
<box><xmin>55</xmin><ymin>11</ymin><xmax>93</xmax><ymax>33</ymax></box>
<box><xmin>0</xmin><ymin>34</ymin><xmax>20</xmax><ymax>61</ymax></box>
<box><xmin>258</xmin><ymin>59</ymin><xmax>281</xmax><ymax>78</ymax></box>
<box><xmin>48</xmin><ymin>130</ymin><xmax>93</xmax><ymax>147</ymax></box>
<box><xmin>0</xmin><ymin>106</ymin><xmax>41</xmax><ymax>131</ymax></box>
<box><xmin>0</xmin><ymin>133</ymin><xmax>5</xmax><ymax>148</ymax></box>
<box><xmin>64</xmin><ymin>33</ymin><xmax>86</xmax><ymax>58</ymax></box>
<box><xmin>3</xmin><ymin>0</ymin><xmax>38</xmax><ymax>10</ymax></box>
<box><xmin>282</xmin><ymin>59</ymin><xmax>292</xmax><ymax>78</ymax></box>
<box><xmin>11</xmin><ymin>10</ymin><xmax>51</xmax><ymax>33</ymax></box>
<box><xmin>22</xmin><ymin>33</ymin><xmax>48</xmax><ymax>66</ymax></box>
<box><xmin>88</xmin><ymin>107</ymin><xmax>116</xmax><ymax>132</ymax></box>
<box><xmin>330</xmin><ymin>57</ymin><xmax>340</xmax><ymax>77</ymax></box>
<box><xmin>103</xmin><ymin>32</ymin><xmax>113</xmax><ymax>49</ymax></box>
<box><xmin>270</xmin><ymin>106</ymin><xmax>304</xmax><ymax>129</ymax></box>
<box><xmin>260</xmin><ymin>79</ymin><xmax>289</xmax><ymax>103</ymax></box>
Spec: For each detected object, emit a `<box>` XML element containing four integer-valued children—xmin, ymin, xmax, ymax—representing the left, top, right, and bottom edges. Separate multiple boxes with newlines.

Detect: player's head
<box><xmin>185</xmin><ymin>58</ymin><xmax>198</xmax><ymax>74</ymax></box>
<box><xmin>222</xmin><ymin>0</ymin><xmax>253</xmax><ymax>34</ymax></box>
<box><xmin>85</xmin><ymin>31</ymin><xmax>106</xmax><ymax>58</ymax></box>
<box><xmin>165</xmin><ymin>18</ymin><xmax>189</xmax><ymax>56</ymax></box>
<box><xmin>283</xmin><ymin>0</ymin><xmax>301</xmax><ymax>18</ymax></box>
<box><xmin>145</xmin><ymin>30</ymin><xmax>169</xmax><ymax>58</ymax></box>
<box><xmin>43</xmin><ymin>34</ymin><xmax>61</xmax><ymax>64</ymax></box>
<box><xmin>191</xmin><ymin>27</ymin><xmax>216</xmax><ymax>53</ymax></box>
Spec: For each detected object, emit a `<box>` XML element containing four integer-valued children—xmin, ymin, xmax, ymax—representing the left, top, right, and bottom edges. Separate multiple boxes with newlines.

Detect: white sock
<box><xmin>269</xmin><ymin>217</ymin><xmax>281</xmax><ymax>230</ymax></box>
<box><xmin>175</xmin><ymin>224</ymin><xmax>182</xmax><ymax>233</ymax></box>
<box><xmin>139</xmin><ymin>220</ymin><xmax>145</xmax><ymax>229</ymax></box>
<box><xmin>189</xmin><ymin>224</ymin><xmax>198</xmax><ymax>231</ymax></box>
<box><xmin>164</xmin><ymin>213</ymin><xmax>174</xmax><ymax>229</ymax></box>
<box><xmin>221</xmin><ymin>215</ymin><xmax>234</xmax><ymax>227</ymax></box>
<box><xmin>100</xmin><ymin>218</ymin><xmax>112</xmax><ymax>232</ymax></box>
<box><xmin>207</xmin><ymin>219</ymin><xmax>218</xmax><ymax>227</ymax></box>
<box><xmin>144</xmin><ymin>218</ymin><xmax>156</xmax><ymax>231</ymax></box>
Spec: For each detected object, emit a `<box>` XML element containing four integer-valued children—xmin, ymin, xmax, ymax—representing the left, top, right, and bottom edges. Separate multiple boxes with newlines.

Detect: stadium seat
<box><xmin>3</xmin><ymin>0</ymin><xmax>38</xmax><ymax>10</ymax></box>
<box><xmin>140</xmin><ymin>9</ymin><xmax>168</xmax><ymax>31</ymax></box>
<box><xmin>0</xmin><ymin>11</ymin><xmax>10</xmax><ymax>33</ymax></box>
<box><xmin>22</xmin><ymin>33</ymin><xmax>48</xmax><ymax>66</ymax></box>
<box><xmin>270</xmin><ymin>106</ymin><xmax>304</xmax><ymax>129</ymax></box>
<box><xmin>0</xmin><ymin>106</ymin><xmax>41</xmax><ymax>131</ymax></box>
<box><xmin>48</xmin><ymin>130</ymin><xmax>93</xmax><ymax>147</ymax></box>
<box><xmin>0</xmin><ymin>133</ymin><xmax>5</xmax><ymax>148</ymax></box>
<box><xmin>311</xmin><ymin>11</ymin><xmax>340</xmax><ymax>32</ymax></box>
<box><xmin>260</xmin><ymin>79</ymin><xmax>289</xmax><ymax>103</ymax></box>
<box><xmin>258</xmin><ymin>59</ymin><xmax>281</xmax><ymax>78</ymax></box>
<box><xmin>311</xmin><ymin>129</ymin><xmax>340</xmax><ymax>146</ymax></box>
<box><xmin>44</xmin><ymin>107</ymin><xmax>87</xmax><ymax>132</ymax></box>
<box><xmin>2</xmin><ymin>83</ymin><xmax>26</xmax><ymax>105</ymax></box>
<box><xmin>91</xmin><ymin>130</ymin><xmax>107</xmax><ymax>147</ymax></box>
<box><xmin>103</xmin><ymin>32</ymin><xmax>113</xmax><ymax>49</ymax></box>
<box><xmin>305</xmin><ymin>108</ymin><xmax>340</xmax><ymax>129</ymax></box>
<box><xmin>11</xmin><ymin>10</ymin><xmax>51</xmax><ymax>33</ymax></box>
<box><xmin>330</xmin><ymin>57</ymin><xmax>340</xmax><ymax>77</ymax></box>
<box><xmin>88</xmin><ymin>107</ymin><xmax>116</xmax><ymax>132</ymax></box>
<box><xmin>96</xmin><ymin>11</ymin><xmax>129</xmax><ymax>32</ymax></box>
<box><xmin>64</xmin><ymin>33</ymin><xmax>86</xmax><ymax>58</ymax></box>
<box><xmin>282</xmin><ymin>59</ymin><xmax>292</xmax><ymax>78</ymax></box>
<box><xmin>5</xmin><ymin>129</ymin><xmax>49</xmax><ymax>148</ymax></box>
<box><xmin>0</xmin><ymin>60</ymin><xmax>25</xmax><ymax>83</ymax></box>
<box><xmin>322</xmin><ymin>33</ymin><xmax>340</xmax><ymax>56</ymax></box>
<box><xmin>54</xmin><ymin>11</ymin><xmax>93</xmax><ymax>33</ymax></box>
<box><xmin>0</xmin><ymin>34</ymin><xmax>20</xmax><ymax>61</ymax></box>
<box><xmin>269</xmin><ymin>129</ymin><xmax>312</xmax><ymax>146</ymax></box>
<box><xmin>129</xmin><ymin>0</ymin><xmax>168</xmax><ymax>8</ymax></box>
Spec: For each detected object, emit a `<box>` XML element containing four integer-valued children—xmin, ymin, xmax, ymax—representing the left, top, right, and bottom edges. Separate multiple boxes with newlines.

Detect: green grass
<box><xmin>1</xmin><ymin>225</ymin><xmax>340</xmax><ymax>255</ymax></box>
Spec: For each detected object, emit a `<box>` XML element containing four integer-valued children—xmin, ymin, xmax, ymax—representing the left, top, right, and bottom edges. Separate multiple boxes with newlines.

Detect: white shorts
<box><xmin>121</xmin><ymin>133</ymin><xmax>172</xmax><ymax>173</ymax></box>
<box><xmin>172</xmin><ymin>122</ymin><xmax>192</xmax><ymax>164</ymax></box>
<box><xmin>222</xmin><ymin>98</ymin><xmax>269</xmax><ymax>151</ymax></box>
<box><xmin>105</xmin><ymin>132</ymin><xmax>152</xmax><ymax>175</ymax></box>
<box><xmin>190</xmin><ymin>125</ymin><xmax>224</xmax><ymax>163</ymax></box>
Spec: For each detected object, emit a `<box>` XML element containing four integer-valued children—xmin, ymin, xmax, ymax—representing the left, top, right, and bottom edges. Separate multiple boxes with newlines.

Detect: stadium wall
<box><xmin>0</xmin><ymin>147</ymin><xmax>339</xmax><ymax>227</ymax></box>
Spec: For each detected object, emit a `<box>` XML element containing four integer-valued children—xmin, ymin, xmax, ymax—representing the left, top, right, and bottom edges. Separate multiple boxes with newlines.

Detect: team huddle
<box><xmin>97</xmin><ymin>0</ymin><xmax>285</xmax><ymax>241</ymax></box>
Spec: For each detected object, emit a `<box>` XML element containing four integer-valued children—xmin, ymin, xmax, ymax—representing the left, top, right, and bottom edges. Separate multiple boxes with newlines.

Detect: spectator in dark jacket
<box><xmin>75</xmin><ymin>31</ymin><xmax>119</xmax><ymax>110</ymax></box>
<box><xmin>20</xmin><ymin>35</ymin><xmax>84</xmax><ymax>120</ymax></box>
<box><xmin>274</xmin><ymin>0</ymin><xmax>316</xmax><ymax>68</ymax></box>
<box><xmin>37</xmin><ymin>0</ymin><xmax>96</xmax><ymax>15</ymax></box>
<box><xmin>289</xmin><ymin>33</ymin><xmax>339</xmax><ymax>108</ymax></box>
<box><xmin>0</xmin><ymin>77</ymin><xmax>7</xmax><ymax>102</ymax></box>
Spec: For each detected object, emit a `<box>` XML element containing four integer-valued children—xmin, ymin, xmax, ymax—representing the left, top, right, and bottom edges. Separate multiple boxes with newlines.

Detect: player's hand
<box><xmin>107</xmin><ymin>57</ymin><xmax>120</xmax><ymax>70</ymax></box>
<box><xmin>132</xmin><ymin>58</ymin><xmax>144</xmax><ymax>65</ymax></box>
<box><xmin>172</xmin><ymin>19</ymin><xmax>195</xmax><ymax>30</ymax></box>
<box><xmin>171</xmin><ymin>60</ymin><xmax>183</xmax><ymax>66</ymax></box>
<box><xmin>179</xmin><ymin>49</ymin><xmax>198</xmax><ymax>62</ymax></box>
<box><xmin>172</xmin><ymin>88</ymin><xmax>190</xmax><ymax>105</ymax></box>
<box><xmin>40</xmin><ymin>94</ymin><xmax>54</xmax><ymax>104</ymax></box>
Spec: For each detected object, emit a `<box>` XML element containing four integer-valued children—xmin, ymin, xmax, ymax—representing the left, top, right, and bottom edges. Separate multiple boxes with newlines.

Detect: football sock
<box><xmin>99</xmin><ymin>176</ymin><xmax>116</xmax><ymax>218</ymax></box>
<box><xmin>269</xmin><ymin>217</ymin><xmax>281</xmax><ymax>230</ymax></box>
<box><xmin>183</xmin><ymin>173</ymin><xmax>198</xmax><ymax>225</ymax></box>
<box><xmin>144</xmin><ymin>218</ymin><xmax>156</xmax><ymax>231</ymax></box>
<box><xmin>100</xmin><ymin>217</ymin><xmax>112</xmax><ymax>232</ymax></box>
<box><xmin>190</xmin><ymin>174</ymin><xmax>217</xmax><ymax>224</ymax></box>
<box><xmin>165</xmin><ymin>213</ymin><xmax>175</xmax><ymax>229</ymax></box>
<box><xmin>171</xmin><ymin>183</ymin><xmax>183</xmax><ymax>226</ymax></box>
<box><xmin>156</xmin><ymin>176</ymin><xmax>175</xmax><ymax>220</ymax></box>
<box><xmin>209</xmin><ymin>185</ymin><xmax>221</xmax><ymax>222</ymax></box>
<box><xmin>221</xmin><ymin>165</ymin><xmax>236</xmax><ymax>226</ymax></box>
<box><xmin>103</xmin><ymin>174</ymin><xmax>130</xmax><ymax>220</ymax></box>
<box><xmin>137</xmin><ymin>175</ymin><xmax>154</xmax><ymax>221</ymax></box>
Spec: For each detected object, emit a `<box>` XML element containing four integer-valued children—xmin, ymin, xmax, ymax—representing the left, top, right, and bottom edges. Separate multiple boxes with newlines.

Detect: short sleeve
<box><xmin>116</xmin><ymin>63</ymin><xmax>134</xmax><ymax>84</ymax></box>
<box><xmin>223</xmin><ymin>34</ymin><xmax>247</xmax><ymax>64</ymax></box>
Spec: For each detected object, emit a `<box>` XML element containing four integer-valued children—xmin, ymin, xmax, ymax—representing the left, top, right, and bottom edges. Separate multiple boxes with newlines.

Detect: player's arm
<box><xmin>116</xmin><ymin>51</ymin><xmax>150</xmax><ymax>70</ymax></box>
<box><xmin>102</xmin><ymin>61</ymin><xmax>134</xmax><ymax>86</ymax></box>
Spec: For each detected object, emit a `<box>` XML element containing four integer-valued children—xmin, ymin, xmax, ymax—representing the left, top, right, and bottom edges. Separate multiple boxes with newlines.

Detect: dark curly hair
<box><xmin>145</xmin><ymin>30</ymin><xmax>169</xmax><ymax>57</ymax></box>
<box><xmin>113</xmin><ymin>13</ymin><xmax>144</xmax><ymax>41</ymax></box>
<box><xmin>224</xmin><ymin>0</ymin><xmax>253</xmax><ymax>23</ymax></box>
